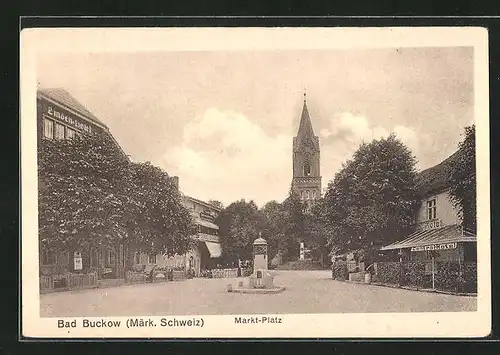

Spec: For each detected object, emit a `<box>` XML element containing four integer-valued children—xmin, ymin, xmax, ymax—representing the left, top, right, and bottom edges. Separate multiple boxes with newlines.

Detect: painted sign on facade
<box><xmin>418</xmin><ymin>219</ymin><xmax>444</xmax><ymax>231</ymax></box>
<box><xmin>410</xmin><ymin>243</ymin><xmax>457</xmax><ymax>252</ymax></box>
<box><xmin>44</xmin><ymin>104</ymin><xmax>93</xmax><ymax>134</ymax></box>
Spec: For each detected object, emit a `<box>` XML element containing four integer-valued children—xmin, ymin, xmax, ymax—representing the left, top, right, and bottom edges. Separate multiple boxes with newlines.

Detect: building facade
<box><xmin>381</xmin><ymin>151</ymin><xmax>477</xmax><ymax>263</ymax></box>
<box><xmin>37</xmin><ymin>88</ymin><xmax>129</xmax><ymax>282</ymax></box>
<box><xmin>291</xmin><ymin>94</ymin><xmax>322</xmax><ymax>207</ymax></box>
<box><xmin>132</xmin><ymin>195</ymin><xmax>222</xmax><ymax>277</ymax></box>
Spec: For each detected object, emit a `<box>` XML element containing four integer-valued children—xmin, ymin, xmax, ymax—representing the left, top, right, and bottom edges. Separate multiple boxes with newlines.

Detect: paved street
<box><xmin>40</xmin><ymin>270</ymin><xmax>476</xmax><ymax>317</ymax></box>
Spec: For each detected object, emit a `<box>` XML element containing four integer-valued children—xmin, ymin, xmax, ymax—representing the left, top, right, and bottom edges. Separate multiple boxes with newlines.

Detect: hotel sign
<box><xmin>418</xmin><ymin>219</ymin><xmax>443</xmax><ymax>231</ymax></box>
<box><xmin>44</xmin><ymin>104</ymin><xmax>93</xmax><ymax>134</ymax></box>
<box><xmin>411</xmin><ymin>243</ymin><xmax>457</xmax><ymax>252</ymax></box>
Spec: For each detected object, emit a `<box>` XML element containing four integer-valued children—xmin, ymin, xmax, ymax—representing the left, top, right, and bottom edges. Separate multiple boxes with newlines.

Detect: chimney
<box><xmin>170</xmin><ymin>176</ymin><xmax>179</xmax><ymax>190</ymax></box>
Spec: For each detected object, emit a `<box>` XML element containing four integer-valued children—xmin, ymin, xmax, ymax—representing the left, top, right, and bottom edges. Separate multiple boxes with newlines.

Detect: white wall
<box><xmin>416</xmin><ymin>189</ymin><xmax>460</xmax><ymax>227</ymax></box>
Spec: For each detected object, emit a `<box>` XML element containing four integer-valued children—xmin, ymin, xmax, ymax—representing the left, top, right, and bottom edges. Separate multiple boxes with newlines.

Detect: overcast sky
<box><xmin>37</xmin><ymin>47</ymin><xmax>474</xmax><ymax>207</ymax></box>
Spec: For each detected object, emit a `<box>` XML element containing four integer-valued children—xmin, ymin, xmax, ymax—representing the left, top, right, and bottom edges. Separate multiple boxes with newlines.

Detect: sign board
<box><xmin>73</xmin><ymin>252</ymin><xmax>83</xmax><ymax>270</ymax></box>
<box><xmin>43</xmin><ymin>102</ymin><xmax>94</xmax><ymax>134</ymax></box>
<box><xmin>410</xmin><ymin>243</ymin><xmax>457</xmax><ymax>252</ymax></box>
<box><xmin>418</xmin><ymin>219</ymin><xmax>444</xmax><ymax>231</ymax></box>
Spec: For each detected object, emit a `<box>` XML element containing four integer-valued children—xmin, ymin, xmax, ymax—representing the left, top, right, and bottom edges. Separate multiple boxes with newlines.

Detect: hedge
<box><xmin>375</xmin><ymin>262</ymin><xmax>401</xmax><ymax>285</ymax></box>
<box><xmin>435</xmin><ymin>261</ymin><xmax>460</xmax><ymax>291</ymax></box>
<box><xmin>374</xmin><ymin>261</ymin><xmax>477</xmax><ymax>293</ymax></box>
<box><xmin>332</xmin><ymin>261</ymin><xmax>348</xmax><ymax>281</ymax></box>
<box><xmin>403</xmin><ymin>261</ymin><xmax>428</xmax><ymax>288</ymax></box>
<box><xmin>463</xmin><ymin>262</ymin><xmax>477</xmax><ymax>293</ymax></box>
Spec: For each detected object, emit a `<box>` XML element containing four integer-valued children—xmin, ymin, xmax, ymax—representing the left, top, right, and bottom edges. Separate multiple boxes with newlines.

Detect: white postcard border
<box><xmin>21</xmin><ymin>26</ymin><xmax>491</xmax><ymax>339</ymax></box>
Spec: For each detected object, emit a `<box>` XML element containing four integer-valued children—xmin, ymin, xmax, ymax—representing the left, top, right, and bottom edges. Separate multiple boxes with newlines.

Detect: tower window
<box><xmin>303</xmin><ymin>162</ymin><xmax>311</xmax><ymax>176</ymax></box>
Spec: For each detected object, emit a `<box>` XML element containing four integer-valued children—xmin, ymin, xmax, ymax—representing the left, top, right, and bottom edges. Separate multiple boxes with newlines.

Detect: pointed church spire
<box><xmin>297</xmin><ymin>91</ymin><xmax>315</xmax><ymax>137</ymax></box>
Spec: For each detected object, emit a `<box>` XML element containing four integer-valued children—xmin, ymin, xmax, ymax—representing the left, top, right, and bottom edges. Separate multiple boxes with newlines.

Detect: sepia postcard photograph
<box><xmin>20</xmin><ymin>26</ymin><xmax>491</xmax><ymax>338</ymax></box>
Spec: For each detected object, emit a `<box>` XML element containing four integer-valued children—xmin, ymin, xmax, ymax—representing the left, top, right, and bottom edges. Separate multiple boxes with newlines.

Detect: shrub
<box><xmin>403</xmin><ymin>262</ymin><xmax>428</xmax><ymax>288</ymax></box>
<box><xmin>332</xmin><ymin>261</ymin><xmax>348</xmax><ymax>281</ymax></box>
<box><xmin>376</xmin><ymin>262</ymin><xmax>401</xmax><ymax>285</ymax></box>
<box><xmin>463</xmin><ymin>262</ymin><xmax>477</xmax><ymax>293</ymax></box>
<box><xmin>200</xmin><ymin>269</ymin><xmax>213</xmax><ymax>278</ymax></box>
<box><xmin>435</xmin><ymin>261</ymin><xmax>460</xmax><ymax>291</ymax></box>
<box><xmin>242</xmin><ymin>267</ymin><xmax>253</xmax><ymax>277</ymax></box>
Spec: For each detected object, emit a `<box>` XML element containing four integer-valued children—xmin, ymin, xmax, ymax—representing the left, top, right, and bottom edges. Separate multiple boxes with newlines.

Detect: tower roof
<box><xmin>297</xmin><ymin>96</ymin><xmax>316</xmax><ymax>138</ymax></box>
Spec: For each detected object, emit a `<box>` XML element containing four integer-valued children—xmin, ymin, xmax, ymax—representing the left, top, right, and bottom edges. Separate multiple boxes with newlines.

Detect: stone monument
<box><xmin>229</xmin><ymin>234</ymin><xmax>285</xmax><ymax>294</ymax></box>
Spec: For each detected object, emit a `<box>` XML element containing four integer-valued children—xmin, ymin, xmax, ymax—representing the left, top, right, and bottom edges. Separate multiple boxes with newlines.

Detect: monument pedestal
<box><xmin>228</xmin><ymin>236</ymin><xmax>285</xmax><ymax>294</ymax></box>
<box><xmin>248</xmin><ymin>269</ymin><xmax>274</xmax><ymax>289</ymax></box>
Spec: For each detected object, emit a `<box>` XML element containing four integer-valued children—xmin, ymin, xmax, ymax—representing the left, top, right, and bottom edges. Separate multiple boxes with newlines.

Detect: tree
<box><xmin>279</xmin><ymin>190</ymin><xmax>308</xmax><ymax>262</ymax></box>
<box><xmin>38</xmin><ymin>133</ymin><xmax>131</xmax><ymax>253</ymax></box>
<box><xmin>448</xmin><ymin>125</ymin><xmax>476</xmax><ymax>234</ymax></box>
<box><xmin>127</xmin><ymin>162</ymin><xmax>196</xmax><ymax>256</ymax></box>
<box><xmin>323</xmin><ymin>133</ymin><xmax>419</xmax><ymax>254</ymax></box>
<box><xmin>208</xmin><ymin>200</ymin><xmax>224</xmax><ymax>210</ymax></box>
<box><xmin>260</xmin><ymin>200</ymin><xmax>286</xmax><ymax>262</ymax></box>
<box><xmin>38</xmin><ymin>132</ymin><xmax>195</xmax><ymax>259</ymax></box>
<box><xmin>307</xmin><ymin>198</ymin><xmax>332</xmax><ymax>265</ymax></box>
<box><xmin>215</xmin><ymin>200</ymin><xmax>265</xmax><ymax>262</ymax></box>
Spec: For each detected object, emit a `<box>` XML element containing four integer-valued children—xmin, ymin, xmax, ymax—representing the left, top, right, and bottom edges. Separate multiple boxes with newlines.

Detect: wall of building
<box><xmin>37</xmin><ymin>97</ymin><xmax>105</xmax><ymax>140</ymax></box>
<box><xmin>416</xmin><ymin>189</ymin><xmax>461</xmax><ymax>228</ymax></box>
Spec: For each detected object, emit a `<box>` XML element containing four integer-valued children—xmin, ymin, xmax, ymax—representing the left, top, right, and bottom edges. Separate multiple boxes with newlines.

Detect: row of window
<box><xmin>198</xmin><ymin>225</ymin><xmax>218</xmax><ymax>236</ymax></box>
<box><xmin>41</xmin><ymin>248</ymin><xmax>120</xmax><ymax>267</ymax></box>
<box><xmin>301</xmin><ymin>190</ymin><xmax>317</xmax><ymax>200</ymax></box>
<box><xmin>43</xmin><ymin>118</ymin><xmax>80</xmax><ymax>140</ymax></box>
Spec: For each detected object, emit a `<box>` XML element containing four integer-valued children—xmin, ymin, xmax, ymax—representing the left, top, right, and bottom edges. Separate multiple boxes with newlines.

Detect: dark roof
<box><xmin>380</xmin><ymin>224</ymin><xmax>476</xmax><ymax>251</ymax></box>
<box><xmin>182</xmin><ymin>195</ymin><xmax>222</xmax><ymax>212</ymax></box>
<box><xmin>416</xmin><ymin>150</ymin><xmax>461</xmax><ymax>197</ymax></box>
<box><xmin>37</xmin><ymin>88</ymin><xmax>107</xmax><ymax>128</ymax></box>
<box><xmin>297</xmin><ymin>99</ymin><xmax>315</xmax><ymax>137</ymax></box>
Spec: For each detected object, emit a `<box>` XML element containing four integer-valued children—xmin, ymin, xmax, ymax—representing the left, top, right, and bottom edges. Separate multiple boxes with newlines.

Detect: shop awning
<box><xmin>380</xmin><ymin>224</ymin><xmax>476</xmax><ymax>251</ymax></box>
<box><xmin>204</xmin><ymin>241</ymin><xmax>222</xmax><ymax>258</ymax></box>
<box><xmin>196</xmin><ymin>218</ymin><xmax>219</xmax><ymax>230</ymax></box>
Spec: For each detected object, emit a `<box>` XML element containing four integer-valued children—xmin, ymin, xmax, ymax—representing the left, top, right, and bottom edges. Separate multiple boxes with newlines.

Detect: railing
<box><xmin>40</xmin><ymin>271</ymin><xmax>98</xmax><ymax>293</ymax></box>
<box><xmin>125</xmin><ymin>270</ymin><xmax>148</xmax><ymax>284</ymax></box>
<box><xmin>209</xmin><ymin>268</ymin><xmax>238</xmax><ymax>278</ymax></box>
<box><xmin>67</xmin><ymin>272</ymin><xmax>98</xmax><ymax>289</ymax></box>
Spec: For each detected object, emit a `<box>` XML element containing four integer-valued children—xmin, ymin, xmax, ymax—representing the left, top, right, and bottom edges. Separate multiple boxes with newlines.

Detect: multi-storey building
<box><xmin>381</xmin><ymin>151</ymin><xmax>477</xmax><ymax>263</ymax></box>
<box><xmin>37</xmin><ymin>88</ymin><xmax>131</xmax><ymax>282</ymax></box>
<box><xmin>132</xmin><ymin>194</ymin><xmax>222</xmax><ymax>277</ymax></box>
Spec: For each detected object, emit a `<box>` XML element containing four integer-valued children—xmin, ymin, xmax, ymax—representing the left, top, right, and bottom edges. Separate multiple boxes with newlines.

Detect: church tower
<box><xmin>291</xmin><ymin>92</ymin><xmax>322</xmax><ymax>207</ymax></box>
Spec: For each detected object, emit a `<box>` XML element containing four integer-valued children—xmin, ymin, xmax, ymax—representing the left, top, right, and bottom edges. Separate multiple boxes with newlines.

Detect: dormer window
<box><xmin>427</xmin><ymin>199</ymin><xmax>437</xmax><ymax>220</ymax></box>
<box><xmin>303</xmin><ymin>162</ymin><xmax>311</xmax><ymax>177</ymax></box>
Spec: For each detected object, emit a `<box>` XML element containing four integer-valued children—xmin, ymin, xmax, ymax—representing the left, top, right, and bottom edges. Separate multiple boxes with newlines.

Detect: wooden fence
<box><xmin>211</xmin><ymin>268</ymin><xmax>238</xmax><ymax>278</ymax></box>
<box><xmin>40</xmin><ymin>271</ymin><xmax>98</xmax><ymax>293</ymax></box>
